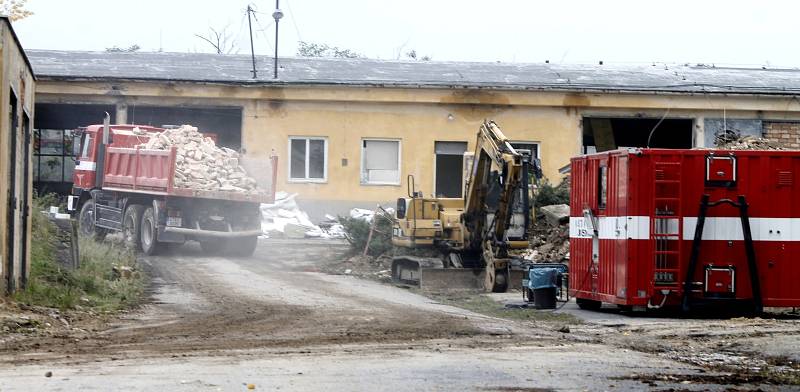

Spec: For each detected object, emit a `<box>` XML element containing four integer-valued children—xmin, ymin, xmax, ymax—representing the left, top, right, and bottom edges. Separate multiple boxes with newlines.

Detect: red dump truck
<box><xmin>68</xmin><ymin>118</ymin><xmax>277</xmax><ymax>256</ymax></box>
<box><xmin>570</xmin><ymin>148</ymin><xmax>800</xmax><ymax>313</ymax></box>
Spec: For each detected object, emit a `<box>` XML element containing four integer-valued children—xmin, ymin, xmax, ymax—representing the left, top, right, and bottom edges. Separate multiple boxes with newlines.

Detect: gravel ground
<box><xmin>1</xmin><ymin>239</ymin><xmax>797</xmax><ymax>391</ymax></box>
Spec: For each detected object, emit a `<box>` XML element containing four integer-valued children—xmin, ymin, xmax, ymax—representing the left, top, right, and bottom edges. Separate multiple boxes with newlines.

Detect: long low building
<box><xmin>26</xmin><ymin>50</ymin><xmax>800</xmax><ymax>216</ymax></box>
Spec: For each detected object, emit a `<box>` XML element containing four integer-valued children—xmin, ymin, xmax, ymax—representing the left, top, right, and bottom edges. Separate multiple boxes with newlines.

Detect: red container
<box><xmin>569</xmin><ymin>148</ymin><xmax>800</xmax><ymax>311</ymax></box>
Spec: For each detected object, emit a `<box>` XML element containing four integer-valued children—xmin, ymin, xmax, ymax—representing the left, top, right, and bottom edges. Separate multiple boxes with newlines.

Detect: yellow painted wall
<box><xmin>241</xmin><ymin>99</ymin><xmax>581</xmax><ymax>202</ymax></box>
<box><xmin>0</xmin><ymin>20</ymin><xmax>35</xmax><ymax>294</ymax></box>
<box><xmin>33</xmin><ymin>79</ymin><xmax>800</xmax><ymax>205</ymax></box>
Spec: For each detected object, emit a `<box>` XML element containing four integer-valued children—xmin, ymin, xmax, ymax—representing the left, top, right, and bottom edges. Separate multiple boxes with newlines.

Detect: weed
<box><xmin>14</xmin><ymin>195</ymin><xmax>145</xmax><ymax>311</ymax></box>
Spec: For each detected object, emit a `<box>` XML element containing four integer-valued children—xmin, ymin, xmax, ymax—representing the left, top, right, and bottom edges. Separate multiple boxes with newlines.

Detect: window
<box><xmin>598</xmin><ymin>166</ymin><xmax>608</xmax><ymax>209</ymax></box>
<box><xmin>510</xmin><ymin>142</ymin><xmax>540</xmax><ymax>160</ymax></box>
<box><xmin>434</xmin><ymin>141</ymin><xmax>468</xmax><ymax>197</ymax></box>
<box><xmin>288</xmin><ymin>137</ymin><xmax>327</xmax><ymax>182</ymax></box>
<box><xmin>33</xmin><ymin>128</ymin><xmax>80</xmax><ymax>183</ymax></box>
<box><xmin>361</xmin><ymin>139</ymin><xmax>401</xmax><ymax>185</ymax></box>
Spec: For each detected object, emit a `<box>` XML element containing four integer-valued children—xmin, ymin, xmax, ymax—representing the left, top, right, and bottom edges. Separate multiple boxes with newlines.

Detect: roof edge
<box><xmin>1</xmin><ymin>17</ymin><xmax>36</xmax><ymax>80</ymax></box>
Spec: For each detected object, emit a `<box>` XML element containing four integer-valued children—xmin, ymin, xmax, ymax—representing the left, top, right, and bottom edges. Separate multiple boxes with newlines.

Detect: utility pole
<box><xmin>272</xmin><ymin>0</ymin><xmax>283</xmax><ymax>79</ymax></box>
<box><xmin>247</xmin><ymin>5</ymin><xmax>257</xmax><ymax>79</ymax></box>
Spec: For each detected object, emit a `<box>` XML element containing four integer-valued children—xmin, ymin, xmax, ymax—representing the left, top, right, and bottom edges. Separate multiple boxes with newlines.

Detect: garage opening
<box><xmin>34</xmin><ymin>103</ymin><xmax>117</xmax><ymax>194</ymax></box>
<box><xmin>128</xmin><ymin>106</ymin><xmax>243</xmax><ymax>149</ymax></box>
<box><xmin>582</xmin><ymin>117</ymin><xmax>693</xmax><ymax>154</ymax></box>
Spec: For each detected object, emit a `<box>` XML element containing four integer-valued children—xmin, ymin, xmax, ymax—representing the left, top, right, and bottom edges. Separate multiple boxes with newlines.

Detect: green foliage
<box><xmin>15</xmin><ymin>196</ymin><xmax>144</xmax><ymax>311</ymax></box>
<box><xmin>297</xmin><ymin>41</ymin><xmax>362</xmax><ymax>58</ymax></box>
<box><xmin>338</xmin><ymin>215</ymin><xmax>393</xmax><ymax>256</ymax></box>
<box><xmin>535</xmin><ymin>179</ymin><xmax>570</xmax><ymax>207</ymax></box>
<box><xmin>105</xmin><ymin>44</ymin><xmax>141</xmax><ymax>53</ymax></box>
<box><xmin>405</xmin><ymin>49</ymin><xmax>432</xmax><ymax>61</ymax></box>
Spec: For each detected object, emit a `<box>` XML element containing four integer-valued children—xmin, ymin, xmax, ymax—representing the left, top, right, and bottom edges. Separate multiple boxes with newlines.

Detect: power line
<box><xmin>284</xmin><ymin>0</ymin><xmax>303</xmax><ymax>42</ymax></box>
<box><xmin>250</xmin><ymin>9</ymin><xmax>275</xmax><ymax>55</ymax></box>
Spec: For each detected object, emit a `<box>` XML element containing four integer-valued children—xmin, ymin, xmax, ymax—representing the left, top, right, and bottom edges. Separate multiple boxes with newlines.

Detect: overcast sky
<box><xmin>11</xmin><ymin>0</ymin><xmax>800</xmax><ymax>67</ymax></box>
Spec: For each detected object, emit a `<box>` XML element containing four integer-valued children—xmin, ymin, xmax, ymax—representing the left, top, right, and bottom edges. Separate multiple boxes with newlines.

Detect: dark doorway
<box><xmin>127</xmin><ymin>106</ymin><xmax>243</xmax><ymax>149</ymax></box>
<box><xmin>20</xmin><ymin>112</ymin><xmax>31</xmax><ymax>289</ymax></box>
<box><xmin>6</xmin><ymin>90</ymin><xmax>18</xmax><ymax>293</ymax></box>
<box><xmin>582</xmin><ymin>117</ymin><xmax>693</xmax><ymax>153</ymax></box>
<box><xmin>435</xmin><ymin>141</ymin><xmax>468</xmax><ymax>198</ymax></box>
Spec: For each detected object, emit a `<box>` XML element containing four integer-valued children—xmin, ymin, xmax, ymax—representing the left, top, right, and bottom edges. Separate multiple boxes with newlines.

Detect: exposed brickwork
<box><xmin>763</xmin><ymin>121</ymin><xmax>800</xmax><ymax>149</ymax></box>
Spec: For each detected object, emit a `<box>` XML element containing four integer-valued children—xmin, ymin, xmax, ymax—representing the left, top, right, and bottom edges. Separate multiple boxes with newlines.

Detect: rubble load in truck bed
<box><xmin>713</xmin><ymin>130</ymin><xmax>784</xmax><ymax>150</ymax></box>
<box><xmin>138</xmin><ymin>125</ymin><xmax>261</xmax><ymax>193</ymax></box>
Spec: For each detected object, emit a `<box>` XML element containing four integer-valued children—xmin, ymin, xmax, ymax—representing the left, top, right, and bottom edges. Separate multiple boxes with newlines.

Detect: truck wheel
<box><xmin>226</xmin><ymin>236</ymin><xmax>258</xmax><ymax>257</ymax></box>
<box><xmin>122</xmin><ymin>205</ymin><xmax>144</xmax><ymax>250</ymax></box>
<box><xmin>576</xmin><ymin>298</ymin><xmax>602</xmax><ymax>311</ymax></box>
<box><xmin>140</xmin><ymin>206</ymin><xmax>162</xmax><ymax>255</ymax></box>
<box><xmin>79</xmin><ymin>200</ymin><xmax>107</xmax><ymax>241</ymax></box>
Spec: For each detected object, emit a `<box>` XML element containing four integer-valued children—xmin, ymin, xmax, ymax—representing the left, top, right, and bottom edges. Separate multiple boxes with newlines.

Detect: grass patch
<box><xmin>428</xmin><ymin>291</ymin><xmax>581</xmax><ymax>324</ymax></box>
<box><xmin>14</xmin><ymin>195</ymin><xmax>145</xmax><ymax>311</ymax></box>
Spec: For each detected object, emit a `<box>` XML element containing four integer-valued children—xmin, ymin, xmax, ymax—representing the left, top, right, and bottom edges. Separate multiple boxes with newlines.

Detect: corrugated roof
<box><xmin>25</xmin><ymin>49</ymin><xmax>800</xmax><ymax>95</ymax></box>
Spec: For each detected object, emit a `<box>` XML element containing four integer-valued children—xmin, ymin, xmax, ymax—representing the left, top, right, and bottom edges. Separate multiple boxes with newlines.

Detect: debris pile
<box><xmin>138</xmin><ymin>125</ymin><xmax>261</xmax><ymax>193</ymax></box>
<box><xmin>526</xmin><ymin>204</ymin><xmax>570</xmax><ymax>263</ymax></box>
<box><xmin>260</xmin><ymin>192</ymin><xmax>346</xmax><ymax>239</ymax></box>
<box><xmin>714</xmin><ymin>130</ymin><xmax>784</xmax><ymax>150</ymax></box>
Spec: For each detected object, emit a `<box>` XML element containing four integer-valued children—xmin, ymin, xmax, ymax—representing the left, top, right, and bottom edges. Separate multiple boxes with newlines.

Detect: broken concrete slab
<box><xmin>540</xmin><ymin>204</ymin><xmax>570</xmax><ymax>226</ymax></box>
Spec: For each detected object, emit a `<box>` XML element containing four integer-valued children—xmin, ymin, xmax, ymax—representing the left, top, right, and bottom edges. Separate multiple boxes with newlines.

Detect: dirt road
<box><xmin>1</xmin><ymin>239</ymin><xmax>797</xmax><ymax>391</ymax></box>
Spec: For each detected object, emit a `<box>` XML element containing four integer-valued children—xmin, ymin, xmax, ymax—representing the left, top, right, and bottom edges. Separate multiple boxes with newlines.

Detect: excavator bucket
<box><xmin>391</xmin><ymin>256</ymin><xmax>524</xmax><ymax>291</ymax></box>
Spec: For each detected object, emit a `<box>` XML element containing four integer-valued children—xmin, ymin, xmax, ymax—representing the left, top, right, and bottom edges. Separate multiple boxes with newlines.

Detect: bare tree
<box><xmin>0</xmin><ymin>0</ymin><xmax>33</xmax><ymax>21</ymax></box>
<box><xmin>195</xmin><ymin>26</ymin><xmax>237</xmax><ymax>55</ymax></box>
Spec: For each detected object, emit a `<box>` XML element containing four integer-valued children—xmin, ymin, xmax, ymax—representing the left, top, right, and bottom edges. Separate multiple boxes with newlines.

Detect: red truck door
<box><xmin>73</xmin><ymin>129</ymin><xmax>98</xmax><ymax>189</ymax></box>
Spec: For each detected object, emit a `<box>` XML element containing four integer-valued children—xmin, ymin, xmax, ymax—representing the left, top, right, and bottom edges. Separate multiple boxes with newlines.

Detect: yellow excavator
<box><xmin>391</xmin><ymin>120</ymin><xmax>540</xmax><ymax>292</ymax></box>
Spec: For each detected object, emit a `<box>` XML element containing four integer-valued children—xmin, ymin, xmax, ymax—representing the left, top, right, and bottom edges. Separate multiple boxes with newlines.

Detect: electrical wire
<box><xmin>250</xmin><ymin>10</ymin><xmax>275</xmax><ymax>55</ymax></box>
<box><xmin>646</xmin><ymin>107</ymin><xmax>671</xmax><ymax>148</ymax></box>
<box><xmin>284</xmin><ymin>0</ymin><xmax>303</xmax><ymax>43</ymax></box>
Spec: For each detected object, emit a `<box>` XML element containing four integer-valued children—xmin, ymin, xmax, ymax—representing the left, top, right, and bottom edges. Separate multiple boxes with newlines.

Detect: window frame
<box><xmin>360</xmin><ymin>137</ymin><xmax>402</xmax><ymax>186</ymax></box>
<box><xmin>509</xmin><ymin>141</ymin><xmax>541</xmax><ymax>160</ymax></box>
<box><xmin>287</xmin><ymin>136</ymin><xmax>328</xmax><ymax>183</ymax></box>
<box><xmin>33</xmin><ymin>128</ymin><xmax>81</xmax><ymax>183</ymax></box>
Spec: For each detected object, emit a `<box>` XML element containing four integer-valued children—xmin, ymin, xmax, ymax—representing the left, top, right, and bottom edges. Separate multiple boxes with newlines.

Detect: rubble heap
<box><xmin>139</xmin><ymin>125</ymin><xmax>260</xmax><ymax>192</ymax></box>
<box><xmin>714</xmin><ymin>130</ymin><xmax>784</xmax><ymax>150</ymax></box>
<box><xmin>525</xmin><ymin>204</ymin><xmax>570</xmax><ymax>263</ymax></box>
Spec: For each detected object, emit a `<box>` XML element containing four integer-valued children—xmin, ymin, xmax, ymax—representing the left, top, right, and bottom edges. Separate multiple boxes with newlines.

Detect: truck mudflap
<box><xmin>162</xmin><ymin>222</ymin><xmax>262</xmax><ymax>238</ymax></box>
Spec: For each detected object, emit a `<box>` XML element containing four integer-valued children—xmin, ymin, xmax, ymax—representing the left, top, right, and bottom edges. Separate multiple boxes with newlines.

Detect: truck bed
<box><xmin>102</xmin><ymin>146</ymin><xmax>275</xmax><ymax>203</ymax></box>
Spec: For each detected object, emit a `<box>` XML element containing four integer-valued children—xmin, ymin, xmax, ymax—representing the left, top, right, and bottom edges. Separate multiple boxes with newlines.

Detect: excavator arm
<box><xmin>463</xmin><ymin>120</ymin><xmax>530</xmax><ymax>252</ymax></box>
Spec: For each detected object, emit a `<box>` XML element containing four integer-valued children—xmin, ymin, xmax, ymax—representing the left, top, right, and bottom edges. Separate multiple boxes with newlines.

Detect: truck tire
<box><xmin>576</xmin><ymin>298</ymin><xmax>602</xmax><ymax>311</ymax></box>
<box><xmin>225</xmin><ymin>236</ymin><xmax>258</xmax><ymax>257</ymax></box>
<box><xmin>122</xmin><ymin>204</ymin><xmax>144</xmax><ymax>250</ymax></box>
<box><xmin>78</xmin><ymin>200</ymin><xmax>107</xmax><ymax>241</ymax></box>
<box><xmin>140</xmin><ymin>206</ymin><xmax>162</xmax><ymax>255</ymax></box>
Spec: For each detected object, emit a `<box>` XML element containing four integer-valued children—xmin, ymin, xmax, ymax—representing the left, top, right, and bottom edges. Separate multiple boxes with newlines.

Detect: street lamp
<box><xmin>272</xmin><ymin>0</ymin><xmax>283</xmax><ymax>79</ymax></box>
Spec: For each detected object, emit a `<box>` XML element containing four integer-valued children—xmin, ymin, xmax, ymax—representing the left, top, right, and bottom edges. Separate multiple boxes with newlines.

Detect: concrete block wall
<box><xmin>763</xmin><ymin>121</ymin><xmax>800</xmax><ymax>149</ymax></box>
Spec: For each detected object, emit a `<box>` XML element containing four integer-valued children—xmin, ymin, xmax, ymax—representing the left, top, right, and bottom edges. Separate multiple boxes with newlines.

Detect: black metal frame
<box><xmin>681</xmin><ymin>194</ymin><xmax>762</xmax><ymax>313</ymax></box>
